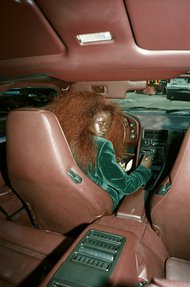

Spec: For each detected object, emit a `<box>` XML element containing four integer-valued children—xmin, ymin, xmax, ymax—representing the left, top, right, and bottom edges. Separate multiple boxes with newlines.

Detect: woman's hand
<box><xmin>140</xmin><ymin>154</ymin><xmax>152</xmax><ymax>169</ymax></box>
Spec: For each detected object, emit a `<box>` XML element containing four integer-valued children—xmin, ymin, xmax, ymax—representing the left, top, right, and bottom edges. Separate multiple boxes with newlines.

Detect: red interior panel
<box><xmin>0</xmin><ymin>0</ymin><xmax>189</xmax><ymax>81</ymax></box>
<box><xmin>0</xmin><ymin>0</ymin><xmax>65</xmax><ymax>60</ymax></box>
<box><xmin>125</xmin><ymin>0</ymin><xmax>190</xmax><ymax>50</ymax></box>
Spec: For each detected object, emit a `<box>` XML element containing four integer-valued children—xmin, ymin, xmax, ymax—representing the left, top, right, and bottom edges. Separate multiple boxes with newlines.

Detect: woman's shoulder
<box><xmin>94</xmin><ymin>136</ymin><xmax>113</xmax><ymax>150</ymax></box>
<box><xmin>94</xmin><ymin>136</ymin><xmax>110</xmax><ymax>144</ymax></box>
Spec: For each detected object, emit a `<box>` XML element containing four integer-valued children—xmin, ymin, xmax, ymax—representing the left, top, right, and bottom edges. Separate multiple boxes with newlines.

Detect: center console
<box><xmin>45</xmin><ymin>229</ymin><xmax>126</xmax><ymax>287</ymax></box>
<box><xmin>40</xmin><ymin>220</ymin><xmax>168</xmax><ymax>287</ymax></box>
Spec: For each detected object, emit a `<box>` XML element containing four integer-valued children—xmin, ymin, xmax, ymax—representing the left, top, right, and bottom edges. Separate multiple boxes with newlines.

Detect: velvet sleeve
<box><xmin>97</xmin><ymin>139</ymin><xmax>152</xmax><ymax>198</ymax></box>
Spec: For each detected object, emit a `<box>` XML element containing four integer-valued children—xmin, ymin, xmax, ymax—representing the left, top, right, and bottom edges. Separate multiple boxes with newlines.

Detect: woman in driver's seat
<box><xmin>48</xmin><ymin>91</ymin><xmax>152</xmax><ymax>210</ymax></box>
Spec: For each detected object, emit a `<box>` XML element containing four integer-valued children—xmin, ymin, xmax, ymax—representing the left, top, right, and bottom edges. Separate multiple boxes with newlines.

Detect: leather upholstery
<box><xmin>147</xmin><ymin>278</ymin><xmax>190</xmax><ymax>287</ymax></box>
<box><xmin>6</xmin><ymin>108</ymin><xmax>113</xmax><ymax>234</ymax></box>
<box><xmin>116</xmin><ymin>187</ymin><xmax>146</xmax><ymax>221</ymax></box>
<box><xmin>0</xmin><ymin>218</ymin><xmax>73</xmax><ymax>286</ymax></box>
<box><xmin>151</xmin><ymin>125</ymin><xmax>190</xmax><ymax>259</ymax></box>
<box><xmin>166</xmin><ymin>257</ymin><xmax>190</xmax><ymax>282</ymax></box>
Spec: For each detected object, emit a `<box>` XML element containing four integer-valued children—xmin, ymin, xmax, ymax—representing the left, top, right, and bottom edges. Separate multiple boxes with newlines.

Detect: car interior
<box><xmin>1</xmin><ymin>1</ymin><xmax>190</xmax><ymax>286</ymax></box>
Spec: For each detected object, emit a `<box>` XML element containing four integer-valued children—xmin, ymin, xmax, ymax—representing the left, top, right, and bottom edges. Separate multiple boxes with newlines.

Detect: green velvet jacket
<box><xmin>86</xmin><ymin>136</ymin><xmax>152</xmax><ymax>210</ymax></box>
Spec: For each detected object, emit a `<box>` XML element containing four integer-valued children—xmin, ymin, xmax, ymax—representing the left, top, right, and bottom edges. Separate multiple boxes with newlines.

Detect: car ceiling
<box><xmin>0</xmin><ymin>0</ymin><xmax>190</xmax><ymax>83</ymax></box>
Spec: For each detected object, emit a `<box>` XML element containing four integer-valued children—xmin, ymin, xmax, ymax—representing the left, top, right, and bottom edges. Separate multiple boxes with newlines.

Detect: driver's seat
<box><xmin>6</xmin><ymin>108</ymin><xmax>113</xmax><ymax>235</ymax></box>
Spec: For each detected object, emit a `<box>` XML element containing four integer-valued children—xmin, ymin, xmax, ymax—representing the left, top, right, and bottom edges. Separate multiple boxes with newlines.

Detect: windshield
<box><xmin>115</xmin><ymin>77</ymin><xmax>190</xmax><ymax>113</ymax></box>
<box><xmin>1</xmin><ymin>76</ymin><xmax>190</xmax><ymax>115</ymax></box>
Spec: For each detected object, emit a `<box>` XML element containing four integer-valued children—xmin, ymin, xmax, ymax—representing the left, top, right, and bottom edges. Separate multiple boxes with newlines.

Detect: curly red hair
<box><xmin>48</xmin><ymin>91</ymin><xmax>128</xmax><ymax>171</ymax></box>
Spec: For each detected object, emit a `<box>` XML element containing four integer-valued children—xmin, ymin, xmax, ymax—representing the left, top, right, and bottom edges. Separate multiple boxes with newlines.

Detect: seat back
<box><xmin>6</xmin><ymin>108</ymin><xmax>113</xmax><ymax>234</ymax></box>
<box><xmin>150</xmin><ymin>125</ymin><xmax>190</xmax><ymax>260</ymax></box>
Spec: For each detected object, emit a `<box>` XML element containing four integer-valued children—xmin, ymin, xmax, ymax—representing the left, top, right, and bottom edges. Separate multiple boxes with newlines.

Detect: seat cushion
<box><xmin>147</xmin><ymin>278</ymin><xmax>190</xmax><ymax>287</ymax></box>
<box><xmin>166</xmin><ymin>257</ymin><xmax>190</xmax><ymax>282</ymax></box>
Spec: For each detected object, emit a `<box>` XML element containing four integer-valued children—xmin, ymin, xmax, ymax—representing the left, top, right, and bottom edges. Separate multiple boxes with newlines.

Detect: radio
<box><xmin>140</xmin><ymin>129</ymin><xmax>168</xmax><ymax>163</ymax></box>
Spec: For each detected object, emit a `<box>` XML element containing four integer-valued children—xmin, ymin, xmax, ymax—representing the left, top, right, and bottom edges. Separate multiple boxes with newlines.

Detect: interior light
<box><xmin>77</xmin><ymin>32</ymin><xmax>113</xmax><ymax>44</ymax></box>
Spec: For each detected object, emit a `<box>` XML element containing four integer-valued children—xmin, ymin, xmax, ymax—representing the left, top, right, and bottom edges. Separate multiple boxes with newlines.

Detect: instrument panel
<box><xmin>126</xmin><ymin>111</ymin><xmax>189</xmax><ymax>187</ymax></box>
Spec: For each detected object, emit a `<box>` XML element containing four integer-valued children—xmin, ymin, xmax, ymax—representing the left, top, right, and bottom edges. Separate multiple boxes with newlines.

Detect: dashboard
<box><xmin>126</xmin><ymin>111</ymin><xmax>190</xmax><ymax>188</ymax></box>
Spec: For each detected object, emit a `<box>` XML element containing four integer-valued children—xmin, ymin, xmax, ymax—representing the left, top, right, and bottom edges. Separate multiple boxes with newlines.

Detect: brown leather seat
<box><xmin>143</xmin><ymin>256</ymin><xmax>190</xmax><ymax>287</ymax></box>
<box><xmin>6</xmin><ymin>108</ymin><xmax>113</xmax><ymax>235</ymax></box>
<box><xmin>0</xmin><ymin>218</ymin><xmax>73</xmax><ymax>287</ymax></box>
<box><xmin>146</xmin><ymin>278</ymin><xmax>190</xmax><ymax>287</ymax></box>
<box><xmin>166</xmin><ymin>257</ymin><xmax>190</xmax><ymax>282</ymax></box>
<box><xmin>150</xmin><ymin>125</ymin><xmax>190</xmax><ymax>260</ymax></box>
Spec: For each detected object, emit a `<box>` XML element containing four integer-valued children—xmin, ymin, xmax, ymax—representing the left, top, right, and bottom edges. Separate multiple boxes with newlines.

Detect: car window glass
<box><xmin>115</xmin><ymin>77</ymin><xmax>190</xmax><ymax>112</ymax></box>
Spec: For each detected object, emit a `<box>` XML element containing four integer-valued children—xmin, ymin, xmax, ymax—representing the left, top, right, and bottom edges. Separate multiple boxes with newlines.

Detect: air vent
<box><xmin>47</xmin><ymin>230</ymin><xmax>126</xmax><ymax>287</ymax></box>
<box><xmin>72</xmin><ymin>253</ymin><xmax>111</xmax><ymax>271</ymax></box>
<box><xmin>70</xmin><ymin>230</ymin><xmax>125</xmax><ymax>272</ymax></box>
